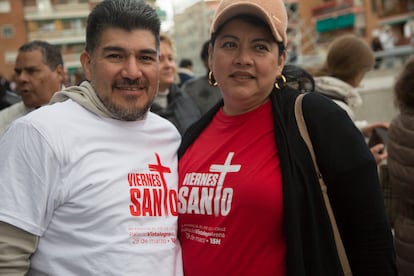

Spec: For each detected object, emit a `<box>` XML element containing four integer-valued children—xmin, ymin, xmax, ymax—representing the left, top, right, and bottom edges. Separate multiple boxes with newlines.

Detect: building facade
<box><xmin>171</xmin><ymin>0</ymin><xmax>413</xmax><ymax>70</ymax></box>
<box><xmin>2</xmin><ymin>0</ymin><xmax>412</xmax><ymax>83</ymax></box>
<box><xmin>0</xmin><ymin>0</ymin><xmax>157</xmax><ymax>84</ymax></box>
<box><xmin>297</xmin><ymin>0</ymin><xmax>414</xmax><ymax>65</ymax></box>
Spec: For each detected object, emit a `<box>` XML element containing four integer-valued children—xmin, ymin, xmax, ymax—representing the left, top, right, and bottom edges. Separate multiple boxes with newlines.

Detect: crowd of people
<box><xmin>0</xmin><ymin>0</ymin><xmax>412</xmax><ymax>275</ymax></box>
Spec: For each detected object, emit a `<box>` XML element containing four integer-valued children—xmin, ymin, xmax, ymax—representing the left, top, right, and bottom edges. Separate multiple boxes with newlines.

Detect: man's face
<box><xmin>14</xmin><ymin>50</ymin><xmax>64</xmax><ymax>108</ymax></box>
<box><xmin>81</xmin><ymin>27</ymin><xmax>159</xmax><ymax>121</ymax></box>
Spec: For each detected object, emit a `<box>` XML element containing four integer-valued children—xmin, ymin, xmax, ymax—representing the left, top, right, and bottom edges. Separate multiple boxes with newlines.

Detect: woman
<box><xmin>150</xmin><ymin>34</ymin><xmax>200</xmax><ymax>135</ymax></box>
<box><xmin>312</xmin><ymin>34</ymin><xmax>389</xmax><ymax>164</ymax></box>
<box><xmin>177</xmin><ymin>0</ymin><xmax>397</xmax><ymax>275</ymax></box>
<box><xmin>388</xmin><ymin>56</ymin><xmax>414</xmax><ymax>275</ymax></box>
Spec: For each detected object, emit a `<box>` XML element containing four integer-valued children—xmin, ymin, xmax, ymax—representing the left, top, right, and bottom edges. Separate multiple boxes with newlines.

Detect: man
<box><xmin>177</xmin><ymin>58</ymin><xmax>194</xmax><ymax>87</ymax></box>
<box><xmin>182</xmin><ymin>40</ymin><xmax>222</xmax><ymax>115</ymax></box>
<box><xmin>0</xmin><ymin>40</ymin><xmax>64</xmax><ymax>136</ymax></box>
<box><xmin>0</xmin><ymin>0</ymin><xmax>183</xmax><ymax>275</ymax></box>
<box><xmin>379</xmin><ymin>25</ymin><xmax>397</xmax><ymax>68</ymax></box>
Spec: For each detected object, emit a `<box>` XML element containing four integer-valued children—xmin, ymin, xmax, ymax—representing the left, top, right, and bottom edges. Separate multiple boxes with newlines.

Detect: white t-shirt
<box><xmin>0</xmin><ymin>101</ymin><xmax>32</xmax><ymax>136</ymax></box>
<box><xmin>0</xmin><ymin>99</ymin><xmax>183</xmax><ymax>276</ymax></box>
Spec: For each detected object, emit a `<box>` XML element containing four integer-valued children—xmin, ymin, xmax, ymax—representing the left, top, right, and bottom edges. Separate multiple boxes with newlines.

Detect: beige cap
<box><xmin>210</xmin><ymin>0</ymin><xmax>288</xmax><ymax>46</ymax></box>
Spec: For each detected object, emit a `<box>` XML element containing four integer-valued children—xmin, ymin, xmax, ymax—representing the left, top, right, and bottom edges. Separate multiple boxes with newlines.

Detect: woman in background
<box><xmin>388</xmin><ymin>56</ymin><xmax>414</xmax><ymax>275</ymax></box>
<box><xmin>150</xmin><ymin>34</ymin><xmax>200</xmax><ymax>135</ymax></box>
<box><xmin>312</xmin><ymin>34</ymin><xmax>389</xmax><ymax>164</ymax></box>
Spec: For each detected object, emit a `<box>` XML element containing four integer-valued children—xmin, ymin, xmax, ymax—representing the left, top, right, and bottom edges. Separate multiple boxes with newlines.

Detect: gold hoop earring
<box><xmin>274</xmin><ymin>74</ymin><xmax>287</xmax><ymax>90</ymax></box>
<box><xmin>208</xmin><ymin>71</ymin><xmax>218</xmax><ymax>87</ymax></box>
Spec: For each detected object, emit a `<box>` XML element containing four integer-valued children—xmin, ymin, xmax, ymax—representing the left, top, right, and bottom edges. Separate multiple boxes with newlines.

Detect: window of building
<box><xmin>38</xmin><ymin>20</ymin><xmax>56</xmax><ymax>32</ymax></box>
<box><xmin>1</xmin><ymin>25</ymin><xmax>14</xmax><ymax>38</ymax></box>
<box><xmin>37</xmin><ymin>0</ymin><xmax>52</xmax><ymax>11</ymax></box>
<box><xmin>23</xmin><ymin>0</ymin><xmax>37</xmax><ymax>7</ymax></box>
<box><xmin>5</xmin><ymin>51</ymin><xmax>17</xmax><ymax>64</ymax></box>
<box><xmin>56</xmin><ymin>0</ymin><xmax>88</xmax><ymax>4</ymax></box>
<box><xmin>382</xmin><ymin>0</ymin><xmax>394</xmax><ymax>13</ymax></box>
<box><xmin>62</xmin><ymin>18</ymin><xmax>83</xmax><ymax>30</ymax></box>
<box><xmin>0</xmin><ymin>0</ymin><xmax>11</xmax><ymax>13</ymax></box>
<box><xmin>371</xmin><ymin>0</ymin><xmax>378</xmax><ymax>13</ymax></box>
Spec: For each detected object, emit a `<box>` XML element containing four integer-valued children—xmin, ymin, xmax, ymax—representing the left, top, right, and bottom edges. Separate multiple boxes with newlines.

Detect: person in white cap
<box><xmin>177</xmin><ymin>0</ymin><xmax>397</xmax><ymax>275</ymax></box>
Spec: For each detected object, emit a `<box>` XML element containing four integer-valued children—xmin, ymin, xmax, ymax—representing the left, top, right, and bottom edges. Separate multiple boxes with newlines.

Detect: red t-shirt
<box><xmin>179</xmin><ymin>100</ymin><xmax>286</xmax><ymax>276</ymax></box>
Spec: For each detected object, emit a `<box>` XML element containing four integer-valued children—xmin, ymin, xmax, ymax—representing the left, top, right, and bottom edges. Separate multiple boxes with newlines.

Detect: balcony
<box><xmin>24</xmin><ymin>3</ymin><xmax>90</xmax><ymax>21</ymax></box>
<box><xmin>378</xmin><ymin>0</ymin><xmax>414</xmax><ymax>18</ymax></box>
<box><xmin>62</xmin><ymin>52</ymin><xmax>82</xmax><ymax>69</ymax></box>
<box><xmin>316</xmin><ymin>13</ymin><xmax>356</xmax><ymax>33</ymax></box>
<box><xmin>28</xmin><ymin>29</ymin><xmax>85</xmax><ymax>44</ymax></box>
<box><xmin>379</xmin><ymin>12</ymin><xmax>414</xmax><ymax>26</ymax></box>
<box><xmin>311</xmin><ymin>0</ymin><xmax>365</xmax><ymax>33</ymax></box>
<box><xmin>312</xmin><ymin>0</ymin><xmax>355</xmax><ymax>18</ymax></box>
<box><xmin>375</xmin><ymin>0</ymin><xmax>414</xmax><ymax>25</ymax></box>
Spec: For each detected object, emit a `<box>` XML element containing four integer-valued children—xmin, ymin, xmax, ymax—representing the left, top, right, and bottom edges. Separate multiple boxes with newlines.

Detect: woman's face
<box><xmin>159</xmin><ymin>40</ymin><xmax>176</xmax><ymax>91</ymax></box>
<box><xmin>209</xmin><ymin>18</ymin><xmax>285</xmax><ymax>115</ymax></box>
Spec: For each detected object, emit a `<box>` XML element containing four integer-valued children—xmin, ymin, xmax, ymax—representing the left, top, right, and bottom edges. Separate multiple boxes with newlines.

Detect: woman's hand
<box><xmin>370</xmin><ymin>143</ymin><xmax>387</xmax><ymax>164</ymax></box>
<box><xmin>362</xmin><ymin>122</ymin><xmax>389</xmax><ymax>137</ymax></box>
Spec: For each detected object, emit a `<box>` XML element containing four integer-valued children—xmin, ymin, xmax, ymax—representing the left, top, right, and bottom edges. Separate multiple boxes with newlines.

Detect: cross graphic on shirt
<box><xmin>210</xmin><ymin>152</ymin><xmax>241</xmax><ymax>216</ymax></box>
<box><xmin>149</xmin><ymin>153</ymin><xmax>171</xmax><ymax>216</ymax></box>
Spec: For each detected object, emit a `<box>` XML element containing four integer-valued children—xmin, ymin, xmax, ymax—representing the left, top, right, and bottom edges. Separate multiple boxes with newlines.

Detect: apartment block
<box><xmin>298</xmin><ymin>0</ymin><xmax>414</xmax><ymax>57</ymax></box>
<box><xmin>0</xmin><ymin>0</ymin><xmax>157</xmax><ymax>84</ymax></box>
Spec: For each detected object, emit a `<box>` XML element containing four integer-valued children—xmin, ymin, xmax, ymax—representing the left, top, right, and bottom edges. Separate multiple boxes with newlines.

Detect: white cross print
<box><xmin>210</xmin><ymin>152</ymin><xmax>241</xmax><ymax>216</ymax></box>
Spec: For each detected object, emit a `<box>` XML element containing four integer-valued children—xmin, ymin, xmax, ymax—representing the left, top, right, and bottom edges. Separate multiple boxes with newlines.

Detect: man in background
<box><xmin>0</xmin><ymin>40</ymin><xmax>64</xmax><ymax>136</ymax></box>
<box><xmin>182</xmin><ymin>40</ymin><xmax>222</xmax><ymax>115</ymax></box>
<box><xmin>177</xmin><ymin>58</ymin><xmax>194</xmax><ymax>87</ymax></box>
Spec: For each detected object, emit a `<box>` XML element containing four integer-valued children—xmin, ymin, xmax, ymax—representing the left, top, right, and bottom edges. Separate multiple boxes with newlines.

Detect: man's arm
<box><xmin>0</xmin><ymin>221</ymin><xmax>38</xmax><ymax>275</ymax></box>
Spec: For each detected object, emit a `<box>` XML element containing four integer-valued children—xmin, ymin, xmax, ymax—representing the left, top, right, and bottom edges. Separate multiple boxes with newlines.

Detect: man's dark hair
<box><xmin>18</xmin><ymin>40</ymin><xmax>63</xmax><ymax>70</ymax></box>
<box><xmin>85</xmin><ymin>0</ymin><xmax>161</xmax><ymax>54</ymax></box>
<box><xmin>179</xmin><ymin>58</ymin><xmax>193</xmax><ymax>68</ymax></box>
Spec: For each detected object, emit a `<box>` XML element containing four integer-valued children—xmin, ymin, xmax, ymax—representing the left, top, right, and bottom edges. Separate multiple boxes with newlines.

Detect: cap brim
<box><xmin>212</xmin><ymin>2</ymin><xmax>283</xmax><ymax>42</ymax></box>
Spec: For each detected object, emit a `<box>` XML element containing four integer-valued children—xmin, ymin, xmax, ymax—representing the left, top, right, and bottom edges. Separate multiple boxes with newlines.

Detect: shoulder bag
<box><xmin>294</xmin><ymin>93</ymin><xmax>352</xmax><ymax>275</ymax></box>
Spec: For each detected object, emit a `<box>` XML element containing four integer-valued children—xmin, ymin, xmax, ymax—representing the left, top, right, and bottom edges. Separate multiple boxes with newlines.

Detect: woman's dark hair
<box><xmin>394</xmin><ymin>56</ymin><xmax>414</xmax><ymax>109</ymax></box>
<box><xmin>210</xmin><ymin>14</ymin><xmax>285</xmax><ymax>56</ymax></box>
<box><xmin>283</xmin><ymin>64</ymin><xmax>315</xmax><ymax>93</ymax></box>
<box><xmin>200</xmin><ymin>40</ymin><xmax>210</xmax><ymax>62</ymax></box>
<box><xmin>85</xmin><ymin>0</ymin><xmax>161</xmax><ymax>54</ymax></box>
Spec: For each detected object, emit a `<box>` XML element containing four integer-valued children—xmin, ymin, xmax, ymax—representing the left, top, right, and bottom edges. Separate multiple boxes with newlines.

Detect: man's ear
<box><xmin>54</xmin><ymin>64</ymin><xmax>65</xmax><ymax>83</ymax></box>
<box><xmin>80</xmin><ymin>51</ymin><xmax>92</xmax><ymax>81</ymax></box>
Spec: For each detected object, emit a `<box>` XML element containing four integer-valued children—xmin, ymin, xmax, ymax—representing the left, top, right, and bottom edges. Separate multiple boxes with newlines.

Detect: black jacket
<box><xmin>151</xmin><ymin>84</ymin><xmax>201</xmax><ymax>135</ymax></box>
<box><xmin>179</xmin><ymin>86</ymin><xmax>397</xmax><ymax>275</ymax></box>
